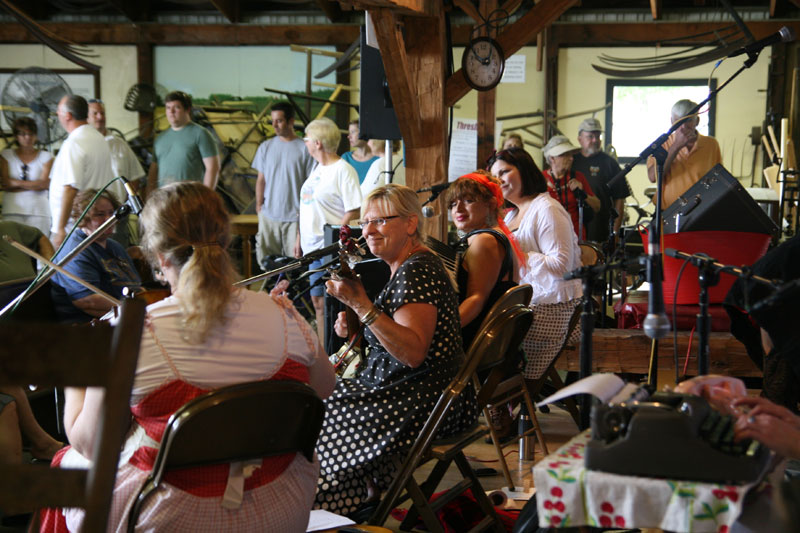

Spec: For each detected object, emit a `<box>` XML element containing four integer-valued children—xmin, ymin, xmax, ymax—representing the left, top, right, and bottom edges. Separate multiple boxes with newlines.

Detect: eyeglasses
<box><xmin>88</xmin><ymin>98</ymin><xmax>103</xmax><ymax>104</ymax></box>
<box><xmin>20</xmin><ymin>164</ymin><xmax>28</xmax><ymax>180</ymax></box>
<box><xmin>359</xmin><ymin>215</ymin><xmax>401</xmax><ymax>229</ymax></box>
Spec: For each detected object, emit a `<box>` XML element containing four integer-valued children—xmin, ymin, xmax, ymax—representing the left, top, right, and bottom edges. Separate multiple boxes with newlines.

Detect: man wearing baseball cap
<box><xmin>542</xmin><ymin>134</ymin><xmax>600</xmax><ymax>240</ymax></box>
<box><xmin>572</xmin><ymin>117</ymin><xmax>630</xmax><ymax>243</ymax></box>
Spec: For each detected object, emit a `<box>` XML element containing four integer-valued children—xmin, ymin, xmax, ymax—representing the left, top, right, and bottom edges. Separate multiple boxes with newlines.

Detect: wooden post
<box><xmin>477</xmin><ymin>0</ymin><xmax>499</xmax><ymax>168</ymax></box>
<box><xmin>136</xmin><ymin>42</ymin><xmax>154</xmax><ymax>140</ymax></box>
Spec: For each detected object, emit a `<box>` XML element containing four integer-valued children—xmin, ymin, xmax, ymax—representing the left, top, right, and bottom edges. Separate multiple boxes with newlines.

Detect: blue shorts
<box><xmin>308</xmin><ymin>257</ymin><xmax>327</xmax><ymax>297</ymax></box>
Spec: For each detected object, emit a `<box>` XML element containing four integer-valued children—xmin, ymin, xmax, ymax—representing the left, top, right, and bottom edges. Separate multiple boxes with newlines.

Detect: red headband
<box><xmin>459</xmin><ymin>172</ymin><xmax>526</xmax><ymax>268</ymax></box>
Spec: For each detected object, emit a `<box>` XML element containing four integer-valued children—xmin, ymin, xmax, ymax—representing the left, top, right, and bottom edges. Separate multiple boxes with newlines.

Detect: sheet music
<box><xmin>306</xmin><ymin>509</ymin><xmax>355</xmax><ymax>531</ymax></box>
<box><xmin>536</xmin><ymin>373</ymin><xmax>639</xmax><ymax>407</ymax></box>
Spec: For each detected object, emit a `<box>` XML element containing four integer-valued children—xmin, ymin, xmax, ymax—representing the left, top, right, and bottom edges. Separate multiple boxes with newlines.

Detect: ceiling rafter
<box><xmin>106</xmin><ymin>0</ymin><xmax>147</xmax><ymax>21</ymax></box>
<box><xmin>445</xmin><ymin>0</ymin><xmax>577</xmax><ymax>107</ymax></box>
<box><xmin>209</xmin><ymin>0</ymin><xmax>240</xmax><ymax>23</ymax></box>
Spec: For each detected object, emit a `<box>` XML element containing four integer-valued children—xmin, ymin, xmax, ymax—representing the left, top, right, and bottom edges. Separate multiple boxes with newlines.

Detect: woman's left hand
<box><xmin>567</xmin><ymin>178</ymin><xmax>583</xmax><ymax>191</ymax></box>
<box><xmin>325</xmin><ymin>276</ymin><xmax>371</xmax><ymax>315</ymax></box>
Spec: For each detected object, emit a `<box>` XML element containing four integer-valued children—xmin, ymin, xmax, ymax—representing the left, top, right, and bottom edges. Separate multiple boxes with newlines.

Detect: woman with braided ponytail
<box><xmin>42</xmin><ymin>182</ymin><xmax>335</xmax><ymax>533</ymax></box>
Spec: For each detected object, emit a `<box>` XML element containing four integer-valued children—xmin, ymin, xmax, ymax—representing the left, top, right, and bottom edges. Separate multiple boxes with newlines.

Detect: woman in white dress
<box><xmin>0</xmin><ymin>117</ymin><xmax>54</xmax><ymax>235</ymax></box>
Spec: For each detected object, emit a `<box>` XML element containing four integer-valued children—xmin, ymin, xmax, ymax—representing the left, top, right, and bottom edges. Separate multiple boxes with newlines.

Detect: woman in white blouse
<box><xmin>0</xmin><ymin>117</ymin><xmax>54</xmax><ymax>235</ymax></box>
<box><xmin>488</xmin><ymin>147</ymin><xmax>582</xmax><ymax>385</ymax></box>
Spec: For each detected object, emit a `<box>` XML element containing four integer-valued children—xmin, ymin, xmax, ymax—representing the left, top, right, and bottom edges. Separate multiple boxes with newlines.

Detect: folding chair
<box><xmin>0</xmin><ymin>298</ymin><xmax>146</xmax><ymax>532</ymax></box>
<box><xmin>126</xmin><ymin>380</ymin><xmax>325</xmax><ymax>532</ymax></box>
<box><xmin>470</xmin><ymin>285</ymin><xmax>550</xmax><ymax>490</ymax></box>
<box><xmin>369</xmin><ymin>303</ymin><xmax>534</xmax><ymax>533</ymax></box>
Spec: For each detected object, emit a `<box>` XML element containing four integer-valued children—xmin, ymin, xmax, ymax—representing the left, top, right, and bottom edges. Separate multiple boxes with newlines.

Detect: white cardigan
<box><xmin>506</xmin><ymin>193</ymin><xmax>583</xmax><ymax>305</ymax></box>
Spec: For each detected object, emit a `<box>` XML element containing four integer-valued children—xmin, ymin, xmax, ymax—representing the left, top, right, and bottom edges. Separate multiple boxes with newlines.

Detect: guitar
<box><xmin>330</xmin><ymin>226</ymin><xmax>366</xmax><ymax>377</ymax></box>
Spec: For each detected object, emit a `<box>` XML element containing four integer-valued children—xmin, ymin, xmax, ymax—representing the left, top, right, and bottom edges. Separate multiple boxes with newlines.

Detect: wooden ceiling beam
<box><xmin>0</xmin><ymin>20</ymin><xmax>797</xmax><ymax>48</ymax></box>
<box><xmin>209</xmin><ymin>0</ymin><xmax>240</xmax><ymax>23</ymax></box>
<box><xmin>0</xmin><ymin>22</ymin><xmax>361</xmax><ymax>45</ymax></box>
<box><xmin>368</xmin><ymin>9</ymin><xmax>424</xmax><ymax>145</ymax></box>
<box><xmin>448</xmin><ymin>20</ymin><xmax>800</xmax><ymax>46</ymax></box>
<box><xmin>650</xmin><ymin>0</ymin><xmax>661</xmax><ymax>20</ymax></box>
<box><xmin>316</xmin><ymin>0</ymin><xmax>343</xmax><ymax>22</ymax></box>
<box><xmin>546</xmin><ymin>20</ymin><xmax>800</xmax><ymax>46</ymax></box>
<box><xmin>445</xmin><ymin>0</ymin><xmax>577</xmax><ymax>107</ymax></box>
<box><xmin>106</xmin><ymin>0</ymin><xmax>148</xmax><ymax>21</ymax></box>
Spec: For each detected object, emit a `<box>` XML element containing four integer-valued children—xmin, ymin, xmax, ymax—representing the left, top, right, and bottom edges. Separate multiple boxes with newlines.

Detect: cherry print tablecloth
<box><xmin>533</xmin><ymin>431</ymin><xmax>758</xmax><ymax>532</ymax></box>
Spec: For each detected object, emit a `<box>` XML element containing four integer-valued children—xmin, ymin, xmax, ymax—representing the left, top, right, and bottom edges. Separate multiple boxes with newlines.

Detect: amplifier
<box><xmin>662</xmin><ymin>164</ymin><xmax>779</xmax><ymax>236</ymax></box>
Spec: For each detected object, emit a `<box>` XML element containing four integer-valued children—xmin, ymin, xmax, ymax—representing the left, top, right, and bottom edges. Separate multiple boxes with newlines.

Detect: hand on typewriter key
<box><xmin>674</xmin><ymin>375</ymin><xmax>747</xmax><ymax>415</ymax></box>
<box><xmin>733</xmin><ymin>396</ymin><xmax>800</xmax><ymax>459</ymax></box>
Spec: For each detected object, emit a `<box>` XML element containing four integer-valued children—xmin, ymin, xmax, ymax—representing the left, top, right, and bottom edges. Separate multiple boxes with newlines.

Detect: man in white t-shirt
<box><xmin>87</xmin><ymin>99</ymin><xmax>145</xmax><ymax>198</ymax></box>
<box><xmin>251</xmin><ymin>102</ymin><xmax>316</xmax><ymax>267</ymax></box>
<box><xmin>299</xmin><ymin>117</ymin><xmax>361</xmax><ymax>341</ymax></box>
<box><xmin>50</xmin><ymin>95</ymin><xmax>114</xmax><ymax>247</ymax></box>
<box><xmin>87</xmin><ymin>99</ymin><xmax>146</xmax><ymax>247</ymax></box>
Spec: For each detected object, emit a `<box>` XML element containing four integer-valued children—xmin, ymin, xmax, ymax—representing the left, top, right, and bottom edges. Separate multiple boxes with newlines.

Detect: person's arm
<box><xmin>613</xmin><ymin>198</ymin><xmax>625</xmax><ymax>232</ymax></box>
<box><xmin>459</xmin><ymin>233</ymin><xmax>504</xmax><ymax>327</ymax></box>
<box><xmin>52</xmin><ymin>185</ymin><xmax>78</xmax><ymax>248</ymax></box>
<box><xmin>71</xmin><ymin>294</ymin><xmax>117</xmax><ymax>318</ymax></box>
<box><xmin>64</xmin><ymin>386</ymin><xmax>128</xmax><ymax>458</ymax></box>
<box><xmin>526</xmin><ymin>204</ymin><xmax>577</xmax><ymax>278</ymax></box>
<box><xmin>307</xmin><ymin>343</ymin><xmax>336</xmax><ymax>399</ymax></box>
<box><xmin>37</xmin><ymin>235</ymin><xmax>55</xmax><ymax>262</ymax></box>
<box><xmin>340</xmin><ymin>208</ymin><xmax>360</xmax><ymax>226</ymax></box>
<box><xmin>325</xmin><ymin>277</ymin><xmax>436</xmax><ymax>368</ymax></box>
<box><xmin>202</xmin><ymin>155</ymin><xmax>220</xmax><ymax>190</ymax></box>
<box><xmin>146</xmin><ymin>162</ymin><xmax>158</xmax><ymax>199</ymax></box>
<box><xmin>733</xmin><ymin>396</ymin><xmax>800</xmax><ymax>458</ymax></box>
<box><xmin>570</xmin><ymin>173</ymin><xmax>601</xmax><ymax>213</ymax></box>
<box><xmin>294</xmin><ymin>230</ymin><xmax>302</xmax><ymax>259</ymax></box>
<box><xmin>255</xmin><ymin>171</ymin><xmax>265</xmax><ymax>213</ymax></box>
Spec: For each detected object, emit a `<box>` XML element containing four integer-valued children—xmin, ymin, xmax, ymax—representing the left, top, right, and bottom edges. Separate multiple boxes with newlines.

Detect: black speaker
<box><xmin>662</xmin><ymin>164</ymin><xmax>779</xmax><ymax>236</ymax></box>
<box><xmin>359</xmin><ymin>26</ymin><xmax>402</xmax><ymax>141</ymax></box>
<box><xmin>322</xmin><ymin>225</ymin><xmax>391</xmax><ymax>354</ymax></box>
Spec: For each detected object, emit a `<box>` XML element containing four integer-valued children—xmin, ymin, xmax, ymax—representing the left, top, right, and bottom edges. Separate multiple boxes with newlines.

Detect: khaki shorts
<box><xmin>255</xmin><ymin>211</ymin><xmax>298</xmax><ymax>267</ymax></box>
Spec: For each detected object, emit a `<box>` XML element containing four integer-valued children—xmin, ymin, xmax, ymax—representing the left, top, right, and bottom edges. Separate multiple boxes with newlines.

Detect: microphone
<box><xmin>422</xmin><ymin>206</ymin><xmax>435</xmax><ymax>218</ymax></box>
<box><xmin>302</xmin><ymin>241</ymin><xmax>343</xmax><ymax>261</ymax></box>
<box><xmin>416</xmin><ymin>183</ymin><xmax>451</xmax><ymax>194</ymax></box>
<box><xmin>728</xmin><ymin>26</ymin><xmax>795</xmax><ymax>58</ymax></box>
<box><xmin>121</xmin><ymin>176</ymin><xmax>144</xmax><ymax>215</ymax></box>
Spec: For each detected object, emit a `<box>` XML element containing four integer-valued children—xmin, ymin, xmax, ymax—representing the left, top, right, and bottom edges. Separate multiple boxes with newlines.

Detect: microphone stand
<box><xmin>604</xmin><ymin>54</ymin><xmax>760</xmax><ymax>388</ymax></box>
<box><xmin>0</xmin><ymin>204</ymin><xmax>133</xmax><ymax>319</ymax></box>
<box><xmin>664</xmin><ymin>248</ymin><xmax>779</xmax><ymax>375</ymax></box>
<box><xmin>602</xmin><ymin>193</ymin><xmax>620</xmax><ymax>328</ymax></box>
<box><xmin>564</xmin><ymin>257</ymin><xmax>641</xmax><ymax>430</ymax></box>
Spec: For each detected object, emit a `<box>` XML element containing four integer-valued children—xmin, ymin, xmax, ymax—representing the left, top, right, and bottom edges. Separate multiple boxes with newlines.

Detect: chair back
<box><xmin>370</xmin><ymin>303</ymin><xmax>533</xmax><ymax>526</ymax></box>
<box><xmin>150</xmin><ymin>380</ymin><xmax>323</xmax><ymax>480</ymax></box>
<box><xmin>127</xmin><ymin>380</ymin><xmax>324</xmax><ymax>532</ymax></box>
<box><xmin>473</xmin><ymin>284</ymin><xmax>532</xmax><ymax>372</ymax></box>
<box><xmin>0</xmin><ymin>298</ymin><xmax>146</xmax><ymax>532</ymax></box>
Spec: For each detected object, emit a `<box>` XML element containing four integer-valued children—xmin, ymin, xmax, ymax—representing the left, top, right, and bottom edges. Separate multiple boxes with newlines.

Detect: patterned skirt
<box><xmin>521</xmin><ymin>298</ymin><xmax>582</xmax><ymax>380</ymax></box>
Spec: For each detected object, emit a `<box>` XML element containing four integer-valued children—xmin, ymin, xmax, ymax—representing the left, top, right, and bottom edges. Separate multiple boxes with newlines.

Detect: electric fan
<box><xmin>1</xmin><ymin>66</ymin><xmax>72</xmax><ymax>145</ymax></box>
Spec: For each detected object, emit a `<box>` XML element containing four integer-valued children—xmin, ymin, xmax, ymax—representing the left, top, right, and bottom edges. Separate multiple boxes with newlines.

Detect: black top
<box><xmin>572</xmin><ymin>151</ymin><xmax>630</xmax><ymax>243</ymax></box>
<box><xmin>456</xmin><ymin>229</ymin><xmax>516</xmax><ymax>350</ymax></box>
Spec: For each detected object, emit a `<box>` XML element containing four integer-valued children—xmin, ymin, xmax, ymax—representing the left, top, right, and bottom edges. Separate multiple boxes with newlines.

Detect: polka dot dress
<box><xmin>314</xmin><ymin>252</ymin><xmax>478</xmax><ymax>516</ymax></box>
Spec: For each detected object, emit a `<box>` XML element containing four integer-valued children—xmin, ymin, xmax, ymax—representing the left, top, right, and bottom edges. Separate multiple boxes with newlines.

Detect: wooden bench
<box><xmin>555</xmin><ymin>328</ymin><xmax>762</xmax><ymax>378</ymax></box>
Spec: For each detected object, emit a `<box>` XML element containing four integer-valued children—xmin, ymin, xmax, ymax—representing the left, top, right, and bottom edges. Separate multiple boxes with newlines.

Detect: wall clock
<box><xmin>462</xmin><ymin>36</ymin><xmax>505</xmax><ymax>91</ymax></box>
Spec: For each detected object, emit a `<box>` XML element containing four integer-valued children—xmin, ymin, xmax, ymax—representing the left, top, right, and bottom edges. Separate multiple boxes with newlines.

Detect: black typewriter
<box><xmin>584</xmin><ymin>391</ymin><xmax>772</xmax><ymax>484</ymax></box>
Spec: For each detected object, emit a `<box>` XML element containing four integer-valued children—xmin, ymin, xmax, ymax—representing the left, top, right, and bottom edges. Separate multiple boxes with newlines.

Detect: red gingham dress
<box><xmin>41</xmin><ymin>291</ymin><xmax>321</xmax><ymax>533</ymax></box>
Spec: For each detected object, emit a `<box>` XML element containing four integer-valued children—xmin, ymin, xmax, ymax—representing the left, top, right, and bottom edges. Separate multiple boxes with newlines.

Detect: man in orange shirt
<box><xmin>646</xmin><ymin>99</ymin><xmax>721</xmax><ymax>209</ymax></box>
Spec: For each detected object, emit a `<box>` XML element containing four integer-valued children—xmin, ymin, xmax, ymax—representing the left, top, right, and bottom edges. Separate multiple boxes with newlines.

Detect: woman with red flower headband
<box><xmin>446</xmin><ymin>170</ymin><xmax>525</xmax><ymax>350</ymax></box>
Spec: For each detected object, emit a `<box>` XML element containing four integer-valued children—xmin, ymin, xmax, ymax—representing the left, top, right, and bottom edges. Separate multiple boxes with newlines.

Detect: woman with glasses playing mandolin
<box><xmin>319</xmin><ymin>184</ymin><xmax>478</xmax><ymax>518</ymax></box>
<box><xmin>0</xmin><ymin>117</ymin><xmax>54</xmax><ymax>236</ymax></box>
